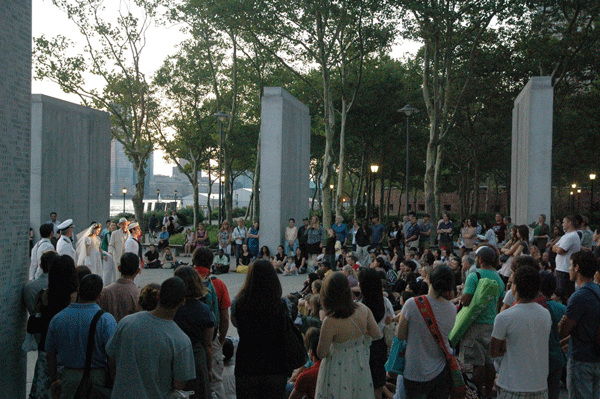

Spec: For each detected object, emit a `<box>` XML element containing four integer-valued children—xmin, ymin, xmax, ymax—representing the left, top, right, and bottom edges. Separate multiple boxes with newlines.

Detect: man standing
<box><xmin>459</xmin><ymin>246</ymin><xmax>505</xmax><ymax>398</ymax></box>
<box><xmin>370</xmin><ymin>215</ymin><xmax>385</xmax><ymax>250</ymax></box>
<box><xmin>553</xmin><ymin>215</ymin><xmax>581</xmax><ymax>299</ymax></box>
<box><xmin>108</xmin><ymin>218</ymin><xmax>129</xmax><ymax>268</ymax></box>
<box><xmin>46</xmin><ymin>274</ymin><xmax>117</xmax><ymax>398</ymax></box>
<box><xmin>106</xmin><ymin>277</ymin><xmax>196</xmax><ymax>398</ymax></box>
<box><xmin>437</xmin><ymin>212</ymin><xmax>454</xmax><ymax>252</ymax></box>
<box><xmin>56</xmin><ymin>219</ymin><xmax>76</xmax><ymax>261</ymax></box>
<box><xmin>29</xmin><ymin>223</ymin><xmax>55</xmax><ymax>280</ymax></box>
<box><xmin>492</xmin><ymin>213</ymin><xmax>506</xmax><ymax>243</ymax></box>
<box><xmin>98</xmin><ymin>252</ymin><xmax>141</xmax><ymax>323</ymax></box>
<box><xmin>491</xmin><ymin>266</ymin><xmax>551</xmax><ymax>398</ymax></box>
<box><xmin>232</xmin><ymin>218</ymin><xmax>248</xmax><ymax>266</ymax></box>
<box><xmin>559</xmin><ymin>251</ymin><xmax>600</xmax><ymax>399</ymax></box>
<box><xmin>124</xmin><ymin>222</ymin><xmax>143</xmax><ymax>268</ymax></box>
<box><xmin>404</xmin><ymin>212</ymin><xmax>420</xmax><ymax>254</ymax></box>
<box><xmin>355</xmin><ymin>220</ymin><xmax>371</xmax><ymax>268</ymax></box>
<box><xmin>298</xmin><ymin>217</ymin><xmax>310</xmax><ymax>254</ymax></box>
<box><xmin>504</xmin><ymin>216</ymin><xmax>514</xmax><ymax>241</ymax></box>
<box><xmin>418</xmin><ymin>213</ymin><xmax>433</xmax><ymax>251</ymax></box>
<box><xmin>193</xmin><ymin>247</ymin><xmax>231</xmax><ymax>399</ymax></box>
<box><xmin>332</xmin><ymin>216</ymin><xmax>348</xmax><ymax>247</ymax></box>
<box><xmin>46</xmin><ymin>212</ymin><xmax>61</xmax><ymax>235</ymax></box>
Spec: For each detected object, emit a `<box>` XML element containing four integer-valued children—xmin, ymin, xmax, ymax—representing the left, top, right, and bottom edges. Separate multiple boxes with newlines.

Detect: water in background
<box><xmin>110</xmin><ymin>199</ymin><xmax>161</xmax><ymax>216</ymax></box>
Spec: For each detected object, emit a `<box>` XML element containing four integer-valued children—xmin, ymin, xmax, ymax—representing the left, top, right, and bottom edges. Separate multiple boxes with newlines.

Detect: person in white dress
<box><xmin>315</xmin><ymin>272</ymin><xmax>381</xmax><ymax>399</ymax></box>
<box><xmin>75</xmin><ymin>223</ymin><xmax>104</xmax><ymax>275</ymax></box>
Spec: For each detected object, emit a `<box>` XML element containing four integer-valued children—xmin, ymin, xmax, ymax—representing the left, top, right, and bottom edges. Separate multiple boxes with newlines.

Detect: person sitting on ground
<box><xmin>342</xmin><ymin>265</ymin><xmax>359</xmax><ymax>288</ymax></box>
<box><xmin>289</xmin><ymin>327</ymin><xmax>322</xmax><ymax>399</ymax></box>
<box><xmin>294</xmin><ymin>247</ymin><xmax>307</xmax><ymax>274</ymax></box>
<box><xmin>300</xmin><ymin>273</ymin><xmax>320</xmax><ymax>297</ymax></box>
<box><xmin>346</xmin><ymin>252</ymin><xmax>361</xmax><ymax>271</ymax></box>
<box><xmin>213</xmin><ymin>248</ymin><xmax>231</xmax><ymax>275</ymax></box>
<box><xmin>143</xmin><ymin>244</ymin><xmax>161</xmax><ymax>269</ymax></box>
<box><xmin>283</xmin><ymin>256</ymin><xmax>297</xmax><ymax>276</ymax></box>
<box><xmin>158</xmin><ymin>226</ymin><xmax>170</xmax><ymax>251</ymax></box>
<box><xmin>98</xmin><ymin>252</ymin><xmax>141</xmax><ymax>322</ymax></box>
<box><xmin>161</xmin><ymin>246</ymin><xmax>182</xmax><ymax>269</ymax></box>
<box><xmin>272</xmin><ymin>245</ymin><xmax>287</xmax><ymax>273</ymax></box>
<box><xmin>238</xmin><ymin>244</ymin><xmax>253</xmax><ymax>270</ymax></box>
<box><xmin>259</xmin><ymin>245</ymin><xmax>271</xmax><ymax>261</ymax></box>
<box><xmin>222</xmin><ymin>338</ymin><xmax>236</xmax><ymax>399</ymax></box>
<box><xmin>184</xmin><ymin>228</ymin><xmax>194</xmax><ymax>257</ymax></box>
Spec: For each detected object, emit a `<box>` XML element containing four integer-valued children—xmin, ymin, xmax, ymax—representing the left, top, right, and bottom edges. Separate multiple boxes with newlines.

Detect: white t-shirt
<box><xmin>106</xmin><ymin>311</ymin><xmax>196</xmax><ymax>399</ymax></box>
<box><xmin>555</xmin><ymin>231</ymin><xmax>581</xmax><ymax>272</ymax></box>
<box><xmin>376</xmin><ymin>297</ymin><xmax>396</xmax><ymax>334</ymax></box>
<box><xmin>492</xmin><ymin>302</ymin><xmax>551</xmax><ymax>392</ymax></box>
<box><xmin>503</xmin><ymin>288</ymin><xmax>516</xmax><ymax>307</ymax></box>
<box><xmin>401</xmin><ymin>296</ymin><xmax>457</xmax><ymax>382</ymax></box>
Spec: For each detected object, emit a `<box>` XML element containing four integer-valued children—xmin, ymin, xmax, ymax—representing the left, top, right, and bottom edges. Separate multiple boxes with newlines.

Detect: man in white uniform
<box><xmin>108</xmin><ymin>218</ymin><xmax>129</xmax><ymax>268</ymax></box>
<box><xmin>56</xmin><ymin>219</ymin><xmax>76</xmax><ymax>261</ymax></box>
<box><xmin>124</xmin><ymin>222</ymin><xmax>143</xmax><ymax>269</ymax></box>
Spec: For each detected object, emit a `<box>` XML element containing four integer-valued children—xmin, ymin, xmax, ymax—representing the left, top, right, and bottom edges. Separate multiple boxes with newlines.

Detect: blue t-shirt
<box><xmin>565</xmin><ymin>282</ymin><xmax>600</xmax><ymax>362</ymax></box>
<box><xmin>371</xmin><ymin>223</ymin><xmax>385</xmax><ymax>244</ymax></box>
<box><xmin>332</xmin><ymin>223</ymin><xmax>348</xmax><ymax>244</ymax></box>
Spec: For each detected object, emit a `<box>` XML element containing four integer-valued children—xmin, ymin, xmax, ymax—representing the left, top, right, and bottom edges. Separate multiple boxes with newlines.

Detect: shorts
<box><xmin>459</xmin><ymin>323</ymin><xmax>494</xmax><ymax>367</ymax></box>
<box><xmin>497</xmin><ymin>387</ymin><xmax>548</xmax><ymax>399</ymax></box>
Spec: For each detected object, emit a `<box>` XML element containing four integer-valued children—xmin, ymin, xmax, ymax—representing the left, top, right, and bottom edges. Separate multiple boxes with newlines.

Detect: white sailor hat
<box><xmin>128</xmin><ymin>222</ymin><xmax>140</xmax><ymax>231</ymax></box>
<box><xmin>57</xmin><ymin>219</ymin><xmax>74</xmax><ymax>230</ymax></box>
<box><xmin>119</xmin><ymin>217</ymin><xmax>128</xmax><ymax>224</ymax></box>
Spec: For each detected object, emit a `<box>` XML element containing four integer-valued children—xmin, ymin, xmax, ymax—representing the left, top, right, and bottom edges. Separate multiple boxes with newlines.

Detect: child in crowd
<box><xmin>283</xmin><ymin>256</ymin><xmax>297</xmax><ymax>276</ymax></box>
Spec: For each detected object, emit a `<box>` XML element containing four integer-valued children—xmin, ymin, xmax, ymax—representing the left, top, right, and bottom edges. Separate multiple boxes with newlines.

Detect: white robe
<box><xmin>57</xmin><ymin>235</ymin><xmax>76</xmax><ymax>261</ymax></box>
<box><xmin>108</xmin><ymin>228</ymin><xmax>129</xmax><ymax>267</ymax></box>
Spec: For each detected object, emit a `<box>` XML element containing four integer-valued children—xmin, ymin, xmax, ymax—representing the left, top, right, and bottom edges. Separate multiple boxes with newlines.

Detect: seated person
<box><xmin>157</xmin><ymin>226</ymin><xmax>170</xmax><ymax>251</ymax></box>
<box><xmin>144</xmin><ymin>244</ymin><xmax>161</xmax><ymax>269</ymax></box>
<box><xmin>283</xmin><ymin>257</ymin><xmax>297</xmax><ymax>276</ymax></box>
<box><xmin>160</xmin><ymin>247</ymin><xmax>181</xmax><ymax>269</ymax></box>
<box><xmin>213</xmin><ymin>249</ymin><xmax>230</xmax><ymax>274</ymax></box>
<box><xmin>297</xmin><ymin>295</ymin><xmax>323</xmax><ymax>333</ymax></box>
<box><xmin>271</xmin><ymin>245</ymin><xmax>287</xmax><ymax>273</ymax></box>
<box><xmin>289</xmin><ymin>327</ymin><xmax>322</xmax><ymax>399</ymax></box>
<box><xmin>238</xmin><ymin>243</ymin><xmax>253</xmax><ymax>268</ymax></box>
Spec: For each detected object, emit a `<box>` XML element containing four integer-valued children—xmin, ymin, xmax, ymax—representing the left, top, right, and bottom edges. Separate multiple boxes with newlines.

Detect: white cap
<box><xmin>128</xmin><ymin>222</ymin><xmax>139</xmax><ymax>231</ymax></box>
<box><xmin>118</xmin><ymin>217</ymin><xmax>128</xmax><ymax>224</ymax></box>
<box><xmin>57</xmin><ymin>219</ymin><xmax>74</xmax><ymax>230</ymax></box>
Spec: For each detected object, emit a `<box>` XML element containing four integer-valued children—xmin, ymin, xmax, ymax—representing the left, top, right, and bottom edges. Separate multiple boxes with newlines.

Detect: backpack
<box><xmin>201</xmin><ymin>276</ymin><xmax>220</xmax><ymax>329</ymax></box>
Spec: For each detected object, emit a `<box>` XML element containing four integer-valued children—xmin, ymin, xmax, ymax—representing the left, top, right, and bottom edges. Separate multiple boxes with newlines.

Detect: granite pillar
<box><xmin>511</xmin><ymin>77</ymin><xmax>553</xmax><ymax>225</ymax></box>
<box><xmin>259</xmin><ymin>87</ymin><xmax>310</xmax><ymax>254</ymax></box>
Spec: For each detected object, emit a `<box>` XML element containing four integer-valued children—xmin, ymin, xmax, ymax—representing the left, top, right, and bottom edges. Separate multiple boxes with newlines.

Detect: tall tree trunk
<box><xmin>355</xmin><ymin>150</ymin><xmax>366</xmax><ymax>220</ymax></box>
<box><xmin>206</xmin><ymin>163</ymin><xmax>213</xmax><ymax>224</ymax></box>
<box><xmin>192</xmin><ymin>164</ymin><xmax>200</xmax><ymax>228</ymax></box>
<box><xmin>252</xmin><ymin>127</ymin><xmax>261</xmax><ymax>221</ymax></box>
<box><xmin>132</xmin><ymin>164</ymin><xmax>146</xmax><ymax>226</ymax></box>
<box><xmin>433</xmin><ymin>143</ymin><xmax>444</xmax><ymax>218</ymax></box>
<box><xmin>379</xmin><ymin>168</ymin><xmax>384</xmax><ymax>220</ymax></box>
<box><xmin>336</xmin><ymin>101</ymin><xmax>348</xmax><ymax>218</ymax></box>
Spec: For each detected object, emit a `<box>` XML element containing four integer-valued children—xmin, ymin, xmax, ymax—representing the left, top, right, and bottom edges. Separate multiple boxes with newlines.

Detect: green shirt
<box><xmin>463</xmin><ymin>268</ymin><xmax>505</xmax><ymax>325</ymax></box>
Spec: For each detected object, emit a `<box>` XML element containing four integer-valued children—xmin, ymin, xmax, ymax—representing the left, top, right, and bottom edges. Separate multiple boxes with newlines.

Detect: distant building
<box><xmin>109</xmin><ymin>139</ymin><xmax>153</xmax><ymax>197</ymax></box>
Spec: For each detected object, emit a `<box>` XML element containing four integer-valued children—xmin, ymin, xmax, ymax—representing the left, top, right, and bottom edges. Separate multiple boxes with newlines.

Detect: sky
<box><xmin>31</xmin><ymin>0</ymin><xmax>421</xmax><ymax>176</ymax></box>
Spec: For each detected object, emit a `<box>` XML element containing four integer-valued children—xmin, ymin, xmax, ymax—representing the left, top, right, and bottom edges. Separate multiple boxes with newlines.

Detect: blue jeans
<box><xmin>567</xmin><ymin>358</ymin><xmax>600</xmax><ymax>399</ymax></box>
<box><xmin>284</xmin><ymin>239</ymin><xmax>298</xmax><ymax>257</ymax></box>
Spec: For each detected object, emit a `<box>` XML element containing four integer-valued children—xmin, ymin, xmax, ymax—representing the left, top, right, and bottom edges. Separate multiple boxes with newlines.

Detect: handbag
<box><xmin>74</xmin><ymin>310</ymin><xmax>112</xmax><ymax>399</ymax></box>
<box><xmin>282</xmin><ymin>305</ymin><xmax>308</xmax><ymax>372</ymax></box>
<box><xmin>384</xmin><ymin>336</ymin><xmax>407</xmax><ymax>374</ymax></box>
<box><xmin>414</xmin><ymin>296</ymin><xmax>466</xmax><ymax>399</ymax></box>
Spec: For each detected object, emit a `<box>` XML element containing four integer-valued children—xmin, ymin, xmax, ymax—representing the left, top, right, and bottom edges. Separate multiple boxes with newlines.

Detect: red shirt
<box><xmin>195</xmin><ymin>266</ymin><xmax>231</xmax><ymax>309</ymax></box>
<box><xmin>294</xmin><ymin>360</ymin><xmax>321</xmax><ymax>399</ymax></box>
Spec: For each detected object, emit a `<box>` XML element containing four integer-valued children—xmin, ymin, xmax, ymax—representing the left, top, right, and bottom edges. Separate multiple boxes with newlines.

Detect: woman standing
<box><xmin>499</xmin><ymin>225</ymin><xmax>530</xmax><ymax>284</ymax></box>
<box><xmin>194</xmin><ymin>224</ymin><xmax>209</xmax><ymax>248</ymax></box>
<box><xmin>247</xmin><ymin>221</ymin><xmax>260</xmax><ymax>258</ymax></box>
<box><xmin>396</xmin><ymin>266</ymin><xmax>457</xmax><ymax>399</ymax></box>
<box><xmin>173</xmin><ymin>266</ymin><xmax>215</xmax><ymax>399</ymax></box>
<box><xmin>460</xmin><ymin>217</ymin><xmax>478</xmax><ymax>256</ymax></box>
<box><xmin>231</xmin><ymin>260</ymin><xmax>290</xmax><ymax>398</ymax></box>
<box><xmin>306</xmin><ymin>216</ymin><xmax>325</xmax><ymax>266</ymax></box>
<box><xmin>532</xmin><ymin>214</ymin><xmax>550</xmax><ymax>252</ymax></box>
<box><xmin>315</xmin><ymin>272</ymin><xmax>381</xmax><ymax>398</ymax></box>
<box><xmin>218</xmin><ymin>220</ymin><xmax>232</xmax><ymax>256</ymax></box>
<box><xmin>387</xmin><ymin>220</ymin><xmax>402</xmax><ymax>254</ymax></box>
<box><xmin>358</xmin><ymin>268</ymin><xmax>395</xmax><ymax>399</ymax></box>
<box><xmin>76</xmin><ymin>223</ymin><xmax>104</xmax><ymax>275</ymax></box>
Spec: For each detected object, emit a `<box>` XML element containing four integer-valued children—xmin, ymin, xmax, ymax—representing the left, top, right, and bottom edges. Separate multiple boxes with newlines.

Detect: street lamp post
<box><xmin>590</xmin><ymin>174</ymin><xmax>596</xmax><ymax>221</ymax></box>
<box><xmin>213</xmin><ymin>111</ymin><xmax>230</xmax><ymax>226</ymax></box>
<box><xmin>174</xmin><ymin>190</ymin><xmax>178</xmax><ymax>210</ymax></box>
<box><xmin>370</xmin><ymin>165</ymin><xmax>379</xmax><ymax>217</ymax></box>
<box><xmin>156</xmin><ymin>188</ymin><xmax>160</xmax><ymax>203</ymax></box>
<box><xmin>122</xmin><ymin>187</ymin><xmax>127</xmax><ymax>214</ymax></box>
<box><xmin>398</xmin><ymin>105</ymin><xmax>420</xmax><ymax>215</ymax></box>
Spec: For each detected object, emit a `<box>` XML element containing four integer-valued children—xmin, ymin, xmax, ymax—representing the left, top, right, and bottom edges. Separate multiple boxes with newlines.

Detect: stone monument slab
<box><xmin>0</xmin><ymin>1</ymin><xmax>32</xmax><ymax>396</ymax></box>
<box><xmin>259</xmin><ymin>87</ymin><xmax>310</xmax><ymax>254</ymax></box>
<box><xmin>511</xmin><ymin>77</ymin><xmax>553</xmax><ymax>225</ymax></box>
<box><xmin>30</xmin><ymin>95</ymin><xmax>111</xmax><ymax>240</ymax></box>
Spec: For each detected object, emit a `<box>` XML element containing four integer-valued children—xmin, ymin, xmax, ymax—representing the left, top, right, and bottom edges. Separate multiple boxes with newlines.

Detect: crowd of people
<box><xmin>23</xmin><ymin>209</ymin><xmax>600</xmax><ymax>399</ymax></box>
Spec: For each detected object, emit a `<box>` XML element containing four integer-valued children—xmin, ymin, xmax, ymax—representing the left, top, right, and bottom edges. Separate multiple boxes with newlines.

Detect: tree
<box><xmin>153</xmin><ymin>39</ymin><xmax>218</xmax><ymax>228</ymax></box>
<box><xmin>33</xmin><ymin>0</ymin><xmax>159</xmax><ymax>224</ymax></box>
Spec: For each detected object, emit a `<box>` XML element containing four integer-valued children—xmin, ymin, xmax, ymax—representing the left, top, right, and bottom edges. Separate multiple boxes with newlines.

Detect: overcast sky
<box><xmin>31</xmin><ymin>0</ymin><xmax>420</xmax><ymax>176</ymax></box>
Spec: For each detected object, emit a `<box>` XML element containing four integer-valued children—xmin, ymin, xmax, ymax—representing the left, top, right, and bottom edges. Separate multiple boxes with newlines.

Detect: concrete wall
<box><xmin>30</xmin><ymin>95</ymin><xmax>111</xmax><ymax>240</ymax></box>
<box><xmin>259</xmin><ymin>87</ymin><xmax>311</xmax><ymax>254</ymax></box>
<box><xmin>0</xmin><ymin>0</ymin><xmax>32</xmax><ymax>396</ymax></box>
<box><xmin>511</xmin><ymin>77</ymin><xmax>553</xmax><ymax>225</ymax></box>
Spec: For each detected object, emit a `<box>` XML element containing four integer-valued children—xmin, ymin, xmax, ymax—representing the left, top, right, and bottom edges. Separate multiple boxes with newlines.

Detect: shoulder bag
<box><xmin>415</xmin><ymin>295</ymin><xmax>466</xmax><ymax>399</ymax></box>
<box><xmin>74</xmin><ymin>310</ymin><xmax>112</xmax><ymax>399</ymax></box>
<box><xmin>282</xmin><ymin>303</ymin><xmax>308</xmax><ymax>372</ymax></box>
